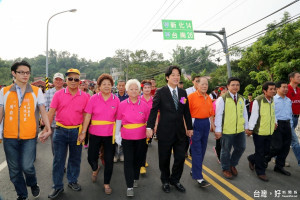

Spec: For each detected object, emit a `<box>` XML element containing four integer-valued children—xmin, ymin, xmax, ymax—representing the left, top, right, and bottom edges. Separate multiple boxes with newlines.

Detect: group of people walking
<box><xmin>0</xmin><ymin>60</ymin><xmax>299</xmax><ymax>200</ymax></box>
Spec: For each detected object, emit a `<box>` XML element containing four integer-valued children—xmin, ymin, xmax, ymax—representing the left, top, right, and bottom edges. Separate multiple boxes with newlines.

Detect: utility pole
<box><xmin>153</xmin><ymin>27</ymin><xmax>232</xmax><ymax>78</ymax></box>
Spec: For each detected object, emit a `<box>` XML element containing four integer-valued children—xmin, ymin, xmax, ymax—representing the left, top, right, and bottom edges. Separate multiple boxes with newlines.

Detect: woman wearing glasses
<box><xmin>79</xmin><ymin>74</ymin><xmax>120</xmax><ymax>195</ymax></box>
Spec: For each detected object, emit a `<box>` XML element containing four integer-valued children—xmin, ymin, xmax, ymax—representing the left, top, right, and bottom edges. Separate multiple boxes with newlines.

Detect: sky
<box><xmin>0</xmin><ymin>0</ymin><xmax>299</xmax><ymax>64</ymax></box>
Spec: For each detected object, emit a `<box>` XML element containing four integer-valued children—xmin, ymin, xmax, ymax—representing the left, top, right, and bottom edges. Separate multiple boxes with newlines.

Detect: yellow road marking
<box><xmin>203</xmin><ymin>165</ymin><xmax>254</xmax><ymax>200</ymax></box>
<box><xmin>185</xmin><ymin>160</ymin><xmax>239</xmax><ymax>200</ymax></box>
<box><xmin>186</xmin><ymin>156</ymin><xmax>254</xmax><ymax>200</ymax></box>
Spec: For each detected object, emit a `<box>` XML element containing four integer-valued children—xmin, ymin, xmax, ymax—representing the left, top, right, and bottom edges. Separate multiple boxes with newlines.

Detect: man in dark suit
<box><xmin>146</xmin><ymin>65</ymin><xmax>193</xmax><ymax>193</ymax></box>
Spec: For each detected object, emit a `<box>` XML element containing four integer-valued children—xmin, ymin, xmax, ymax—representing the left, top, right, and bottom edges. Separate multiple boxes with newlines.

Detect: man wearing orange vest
<box><xmin>0</xmin><ymin>60</ymin><xmax>51</xmax><ymax>200</ymax></box>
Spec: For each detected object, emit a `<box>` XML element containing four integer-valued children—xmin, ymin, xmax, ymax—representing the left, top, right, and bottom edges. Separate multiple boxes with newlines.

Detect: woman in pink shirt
<box><xmin>140</xmin><ymin>80</ymin><xmax>153</xmax><ymax>174</ymax></box>
<box><xmin>115</xmin><ymin>79</ymin><xmax>150</xmax><ymax>197</ymax></box>
<box><xmin>81</xmin><ymin>74</ymin><xmax>120</xmax><ymax>195</ymax></box>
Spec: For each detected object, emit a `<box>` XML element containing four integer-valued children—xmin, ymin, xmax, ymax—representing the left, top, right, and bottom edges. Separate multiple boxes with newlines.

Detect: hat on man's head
<box><xmin>65</xmin><ymin>68</ymin><xmax>80</xmax><ymax>76</ymax></box>
<box><xmin>53</xmin><ymin>73</ymin><xmax>64</xmax><ymax>80</ymax></box>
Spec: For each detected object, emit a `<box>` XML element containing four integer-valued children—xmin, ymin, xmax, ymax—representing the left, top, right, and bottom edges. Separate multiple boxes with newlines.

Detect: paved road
<box><xmin>0</xmin><ymin>132</ymin><xmax>299</xmax><ymax>200</ymax></box>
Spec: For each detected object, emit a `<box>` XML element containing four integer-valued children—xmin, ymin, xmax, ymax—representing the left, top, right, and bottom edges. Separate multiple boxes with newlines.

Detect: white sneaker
<box><xmin>127</xmin><ymin>188</ymin><xmax>134</xmax><ymax>197</ymax></box>
<box><xmin>133</xmin><ymin>180</ymin><xmax>138</xmax><ymax>188</ymax></box>
<box><xmin>113</xmin><ymin>156</ymin><xmax>118</xmax><ymax>163</ymax></box>
<box><xmin>119</xmin><ymin>155</ymin><xmax>124</xmax><ymax>162</ymax></box>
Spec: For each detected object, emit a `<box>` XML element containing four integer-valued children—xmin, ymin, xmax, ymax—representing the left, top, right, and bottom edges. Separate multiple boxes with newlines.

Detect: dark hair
<box><xmin>117</xmin><ymin>80</ymin><xmax>125</xmax><ymax>84</ymax></box>
<box><xmin>288</xmin><ymin>71</ymin><xmax>299</xmax><ymax>81</ymax></box>
<box><xmin>151</xmin><ymin>78</ymin><xmax>156</xmax><ymax>81</ymax></box>
<box><xmin>275</xmin><ymin>81</ymin><xmax>287</xmax><ymax>88</ymax></box>
<box><xmin>248</xmin><ymin>93</ymin><xmax>252</xmax><ymax>96</ymax></box>
<box><xmin>192</xmin><ymin>75</ymin><xmax>200</xmax><ymax>81</ymax></box>
<box><xmin>165</xmin><ymin>65</ymin><xmax>181</xmax><ymax>82</ymax></box>
<box><xmin>141</xmin><ymin>80</ymin><xmax>151</xmax><ymax>85</ymax></box>
<box><xmin>179</xmin><ymin>81</ymin><xmax>183</xmax><ymax>84</ymax></box>
<box><xmin>262</xmin><ymin>81</ymin><xmax>275</xmax><ymax>91</ymax></box>
<box><xmin>11</xmin><ymin>60</ymin><xmax>31</xmax><ymax>73</ymax></box>
<box><xmin>97</xmin><ymin>73</ymin><xmax>114</xmax><ymax>86</ymax></box>
<box><xmin>141</xmin><ymin>80</ymin><xmax>151</xmax><ymax>90</ymax></box>
<box><xmin>227</xmin><ymin>77</ymin><xmax>240</xmax><ymax>85</ymax></box>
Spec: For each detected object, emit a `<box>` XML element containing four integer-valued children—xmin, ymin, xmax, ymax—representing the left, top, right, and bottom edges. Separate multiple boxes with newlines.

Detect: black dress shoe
<box><xmin>170</xmin><ymin>182</ymin><xmax>186</xmax><ymax>192</ymax></box>
<box><xmin>247</xmin><ymin>156</ymin><xmax>254</xmax><ymax>171</ymax></box>
<box><xmin>162</xmin><ymin>183</ymin><xmax>170</xmax><ymax>193</ymax></box>
<box><xmin>274</xmin><ymin>166</ymin><xmax>291</xmax><ymax>176</ymax></box>
<box><xmin>48</xmin><ymin>188</ymin><xmax>64</xmax><ymax>199</ymax></box>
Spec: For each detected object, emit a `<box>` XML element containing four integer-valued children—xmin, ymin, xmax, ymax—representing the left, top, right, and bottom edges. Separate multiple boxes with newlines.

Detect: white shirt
<box><xmin>209</xmin><ymin>91</ymin><xmax>218</xmax><ymax>100</ymax></box>
<box><xmin>186</xmin><ymin>86</ymin><xmax>196</xmax><ymax>96</ymax></box>
<box><xmin>215</xmin><ymin>91</ymin><xmax>249</xmax><ymax>133</ymax></box>
<box><xmin>168</xmin><ymin>85</ymin><xmax>178</xmax><ymax>97</ymax></box>
<box><xmin>0</xmin><ymin>120</ymin><xmax>3</xmax><ymax>140</ymax></box>
<box><xmin>248</xmin><ymin>98</ymin><xmax>276</xmax><ymax>130</ymax></box>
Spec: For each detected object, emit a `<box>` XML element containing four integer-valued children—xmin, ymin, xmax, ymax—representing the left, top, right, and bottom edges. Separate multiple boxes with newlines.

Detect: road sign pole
<box><xmin>153</xmin><ymin>26</ymin><xmax>232</xmax><ymax>78</ymax></box>
<box><xmin>222</xmin><ymin>28</ymin><xmax>232</xmax><ymax>78</ymax></box>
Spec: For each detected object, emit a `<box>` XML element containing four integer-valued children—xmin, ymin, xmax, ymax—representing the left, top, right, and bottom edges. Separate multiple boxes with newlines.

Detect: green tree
<box><xmin>239</xmin><ymin>13</ymin><xmax>300</xmax><ymax>96</ymax></box>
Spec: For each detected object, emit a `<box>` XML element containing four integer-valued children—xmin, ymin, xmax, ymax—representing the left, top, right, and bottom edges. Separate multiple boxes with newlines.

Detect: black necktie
<box><xmin>234</xmin><ymin>95</ymin><xmax>237</xmax><ymax>105</ymax></box>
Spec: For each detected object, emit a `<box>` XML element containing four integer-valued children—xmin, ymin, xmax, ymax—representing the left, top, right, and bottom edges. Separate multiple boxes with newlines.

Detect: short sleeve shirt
<box><xmin>84</xmin><ymin>93</ymin><xmax>120</xmax><ymax>136</ymax></box>
<box><xmin>117</xmin><ymin>98</ymin><xmax>149</xmax><ymax>140</ymax></box>
<box><xmin>188</xmin><ymin>91</ymin><xmax>214</xmax><ymax>119</ymax></box>
<box><xmin>50</xmin><ymin>87</ymin><xmax>89</xmax><ymax>126</ymax></box>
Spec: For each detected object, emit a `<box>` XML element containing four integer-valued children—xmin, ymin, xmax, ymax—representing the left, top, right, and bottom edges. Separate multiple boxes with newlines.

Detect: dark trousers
<box><xmin>185</xmin><ymin>136</ymin><xmax>190</xmax><ymax>156</ymax></box>
<box><xmin>3</xmin><ymin>138</ymin><xmax>37</xmax><ymax>198</ymax></box>
<box><xmin>158</xmin><ymin>137</ymin><xmax>186</xmax><ymax>184</ymax></box>
<box><xmin>248</xmin><ymin>134</ymin><xmax>271</xmax><ymax>175</ymax></box>
<box><xmin>88</xmin><ymin>134</ymin><xmax>114</xmax><ymax>184</ymax></box>
<box><xmin>215</xmin><ymin>138</ymin><xmax>221</xmax><ymax>160</ymax></box>
<box><xmin>52</xmin><ymin>127</ymin><xmax>82</xmax><ymax>189</ymax></box>
<box><xmin>220</xmin><ymin>132</ymin><xmax>246</xmax><ymax>170</ymax></box>
<box><xmin>122</xmin><ymin>139</ymin><xmax>147</xmax><ymax>188</ymax></box>
<box><xmin>266</xmin><ymin>120</ymin><xmax>292</xmax><ymax>168</ymax></box>
<box><xmin>191</xmin><ymin>118</ymin><xmax>210</xmax><ymax>180</ymax></box>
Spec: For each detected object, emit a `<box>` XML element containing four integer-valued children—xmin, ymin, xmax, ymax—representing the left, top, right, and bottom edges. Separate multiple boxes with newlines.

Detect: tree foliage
<box><xmin>239</xmin><ymin>12</ymin><xmax>300</xmax><ymax>96</ymax></box>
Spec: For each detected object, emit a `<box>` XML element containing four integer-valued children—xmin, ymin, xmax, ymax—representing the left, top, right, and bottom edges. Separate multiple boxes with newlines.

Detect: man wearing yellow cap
<box><xmin>39</xmin><ymin>68</ymin><xmax>89</xmax><ymax>199</ymax></box>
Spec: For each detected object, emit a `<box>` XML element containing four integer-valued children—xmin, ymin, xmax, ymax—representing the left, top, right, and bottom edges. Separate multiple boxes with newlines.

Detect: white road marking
<box><xmin>0</xmin><ymin>160</ymin><xmax>7</xmax><ymax>172</ymax></box>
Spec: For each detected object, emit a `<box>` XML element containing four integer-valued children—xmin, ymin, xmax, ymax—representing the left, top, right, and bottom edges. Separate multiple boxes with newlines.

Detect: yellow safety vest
<box><xmin>253</xmin><ymin>95</ymin><xmax>275</xmax><ymax>135</ymax></box>
<box><xmin>222</xmin><ymin>92</ymin><xmax>245</xmax><ymax>134</ymax></box>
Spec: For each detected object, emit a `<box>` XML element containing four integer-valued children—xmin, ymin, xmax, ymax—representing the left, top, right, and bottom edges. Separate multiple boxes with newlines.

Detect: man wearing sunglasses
<box><xmin>39</xmin><ymin>68</ymin><xmax>89</xmax><ymax>199</ymax></box>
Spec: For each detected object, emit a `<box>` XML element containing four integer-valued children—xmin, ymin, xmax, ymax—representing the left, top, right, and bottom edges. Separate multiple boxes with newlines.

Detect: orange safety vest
<box><xmin>2</xmin><ymin>84</ymin><xmax>39</xmax><ymax>139</ymax></box>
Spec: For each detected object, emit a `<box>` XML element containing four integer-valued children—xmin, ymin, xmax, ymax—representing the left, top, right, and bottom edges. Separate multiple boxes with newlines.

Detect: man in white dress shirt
<box><xmin>186</xmin><ymin>76</ymin><xmax>200</xmax><ymax>96</ymax></box>
<box><xmin>214</xmin><ymin>77</ymin><xmax>249</xmax><ymax>179</ymax></box>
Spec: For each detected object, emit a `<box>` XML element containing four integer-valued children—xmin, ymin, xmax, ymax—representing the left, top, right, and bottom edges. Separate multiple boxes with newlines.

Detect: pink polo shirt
<box><xmin>85</xmin><ymin>93</ymin><xmax>120</xmax><ymax>136</ymax></box>
<box><xmin>140</xmin><ymin>95</ymin><xmax>153</xmax><ymax>111</ymax></box>
<box><xmin>50</xmin><ymin>87</ymin><xmax>89</xmax><ymax>126</ymax></box>
<box><xmin>117</xmin><ymin>98</ymin><xmax>149</xmax><ymax>140</ymax></box>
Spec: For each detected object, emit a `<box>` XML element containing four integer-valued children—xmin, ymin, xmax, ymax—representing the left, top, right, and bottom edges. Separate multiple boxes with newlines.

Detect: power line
<box><xmin>133</xmin><ymin>0</ymin><xmax>184</xmax><ymax>49</ymax></box>
<box><xmin>129</xmin><ymin>0</ymin><xmax>169</xmax><ymax>47</ymax></box>
<box><xmin>194</xmin><ymin>0</ymin><xmax>240</xmax><ymax>29</ymax></box>
<box><xmin>207</xmin><ymin>0</ymin><xmax>300</xmax><ymax>48</ymax></box>
<box><xmin>131</xmin><ymin>0</ymin><xmax>177</xmax><ymax>48</ymax></box>
<box><xmin>211</xmin><ymin>13</ymin><xmax>300</xmax><ymax>55</ymax></box>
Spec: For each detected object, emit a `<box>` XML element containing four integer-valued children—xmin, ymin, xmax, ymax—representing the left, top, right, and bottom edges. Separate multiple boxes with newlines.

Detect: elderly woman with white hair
<box><xmin>115</xmin><ymin>79</ymin><xmax>150</xmax><ymax>197</ymax></box>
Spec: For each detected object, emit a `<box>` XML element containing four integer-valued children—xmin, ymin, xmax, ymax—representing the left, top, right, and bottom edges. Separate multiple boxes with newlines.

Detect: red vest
<box><xmin>287</xmin><ymin>84</ymin><xmax>300</xmax><ymax>115</ymax></box>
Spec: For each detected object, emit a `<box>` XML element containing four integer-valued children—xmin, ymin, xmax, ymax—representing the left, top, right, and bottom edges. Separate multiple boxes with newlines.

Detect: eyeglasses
<box><xmin>67</xmin><ymin>77</ymin><xmax>80</xmax><ymax>82</ymax></box>
<box><xmin>16</xmin><ymin>71</ymin><xmax>31</xmax><ymax>75</ymax></box>
<box><xmin>195</xmin><ymin>80</ymin><xmax>200</xmax><ymax>83</ymax></box>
